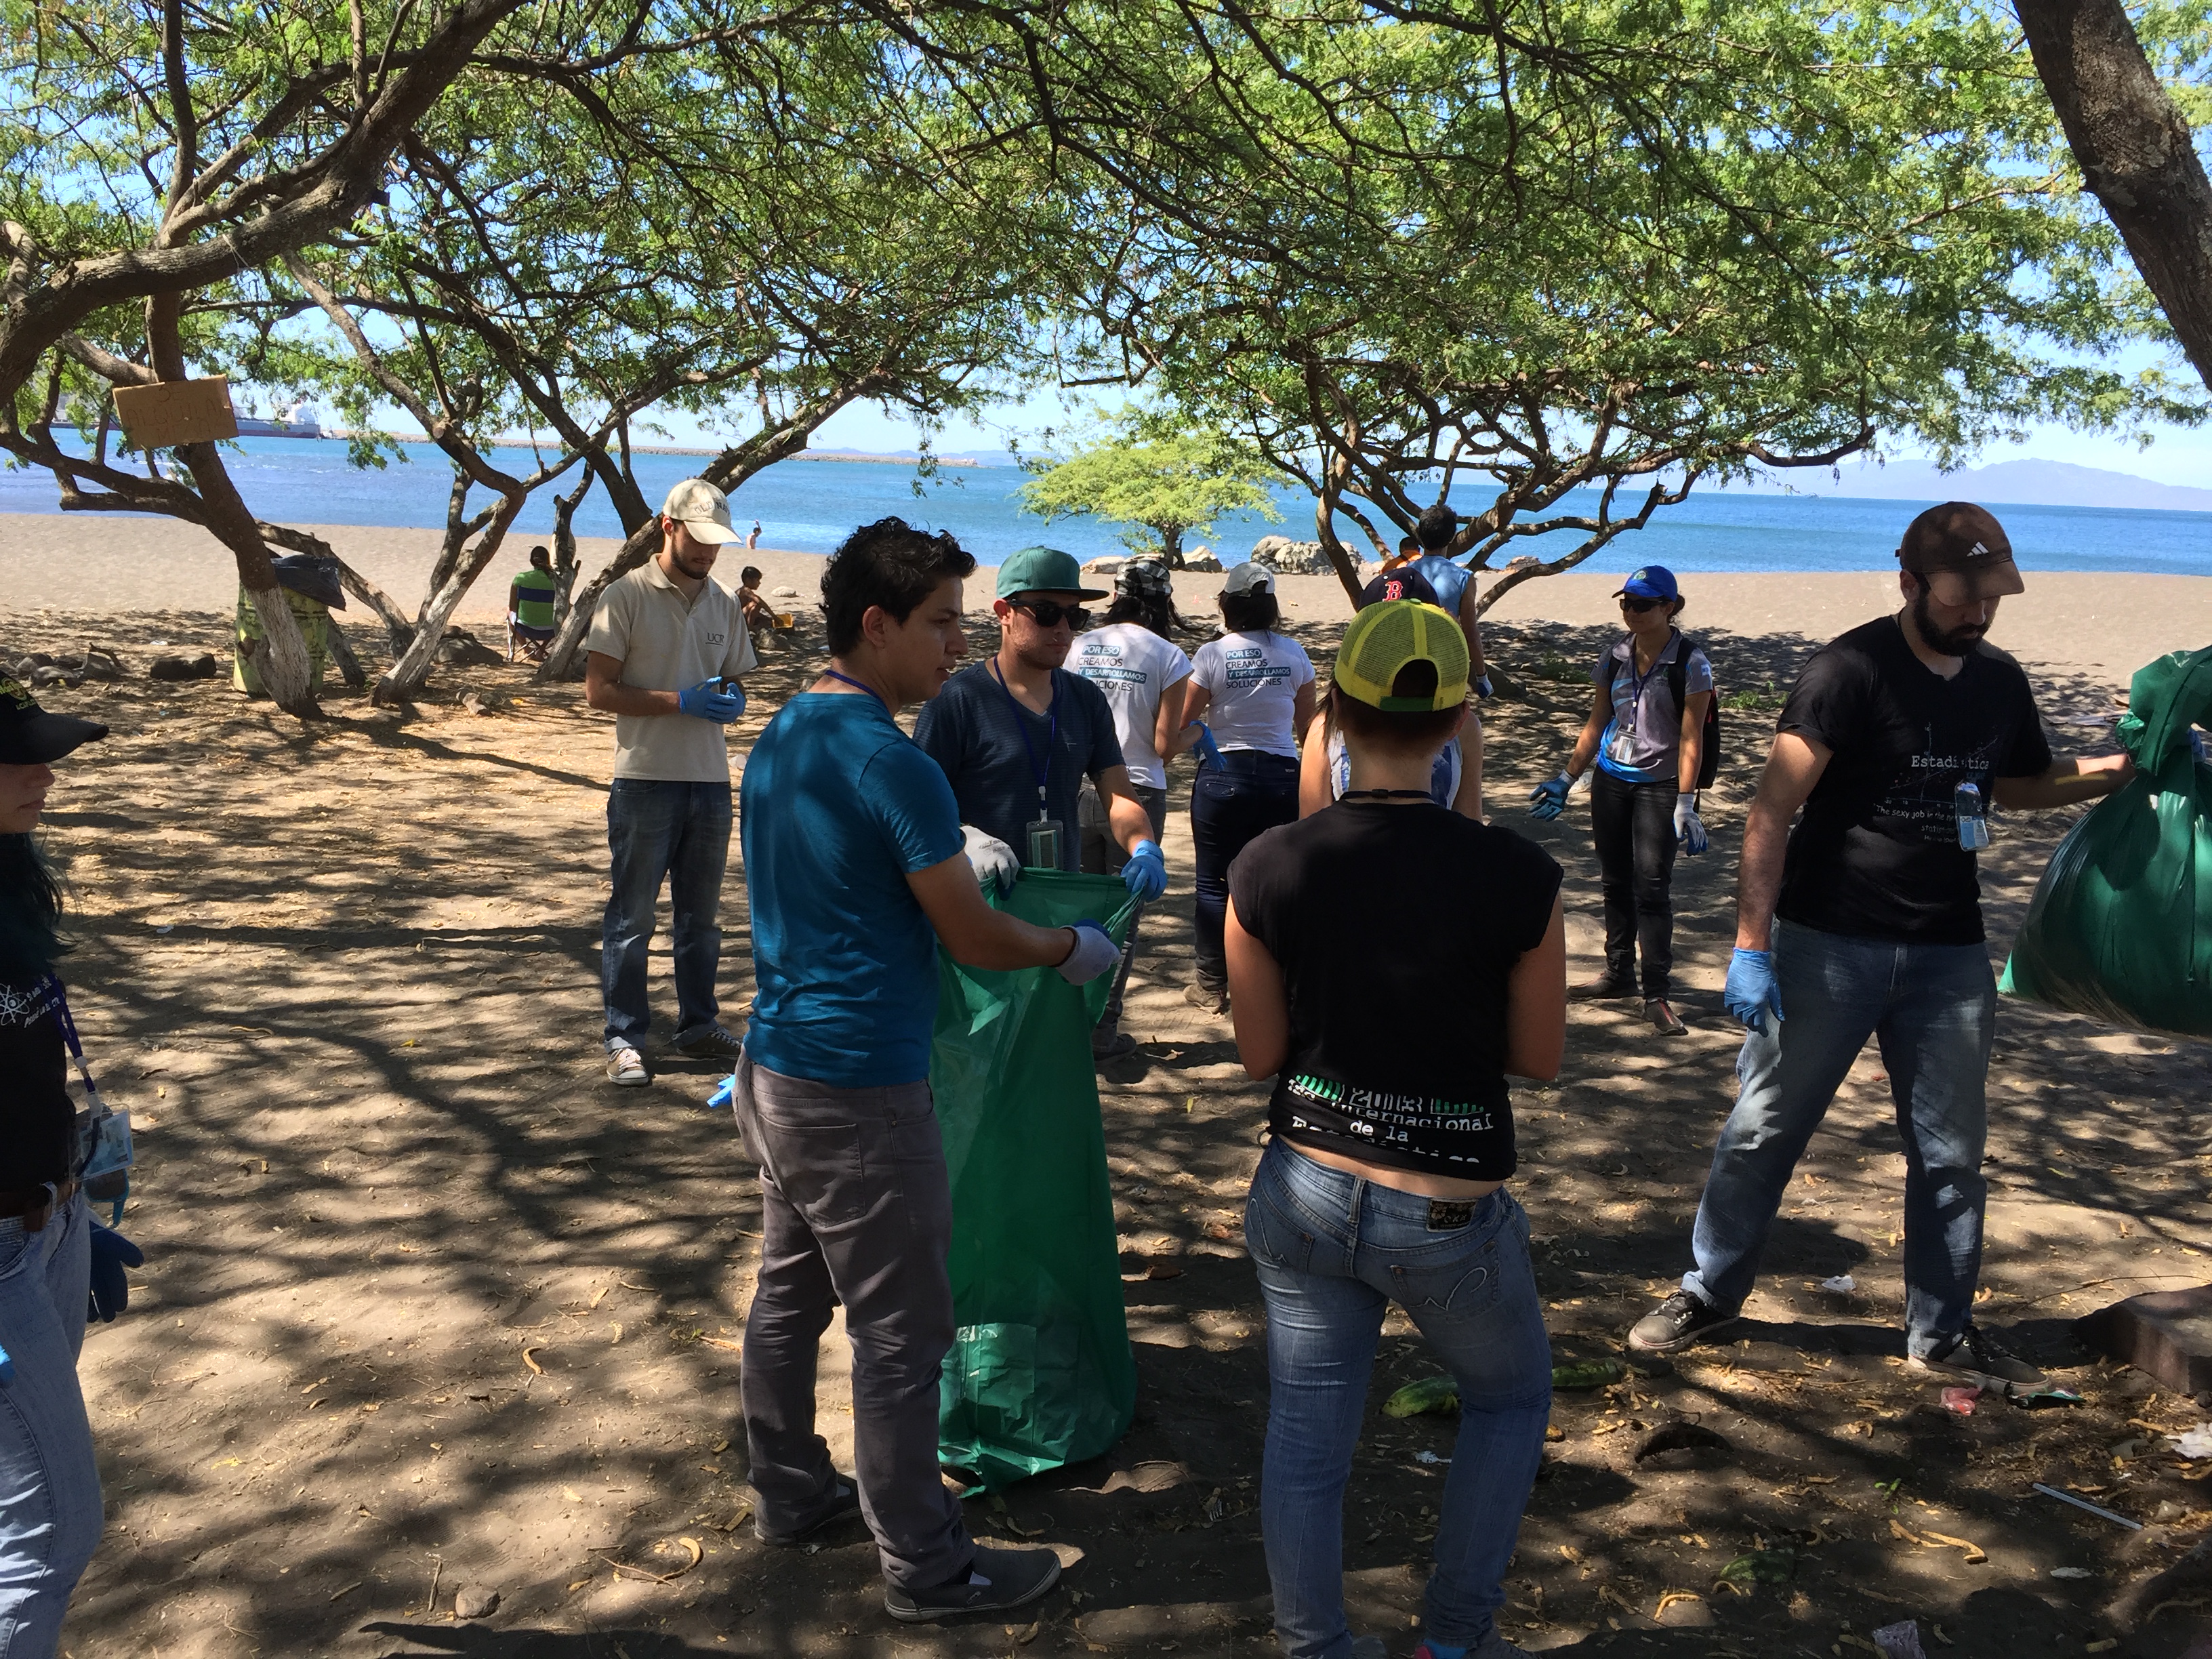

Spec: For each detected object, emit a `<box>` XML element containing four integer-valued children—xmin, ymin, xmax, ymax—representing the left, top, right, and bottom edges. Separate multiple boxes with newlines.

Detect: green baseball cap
<box><xmin>996</xmin><ymin>546</ymin><xmax>1108</xmax><ymax>601</ymax></box>
<box><xmin>1334</xmin><ymin>599</ymin><xmax>1470</xmax><ymax>712</ymax></box>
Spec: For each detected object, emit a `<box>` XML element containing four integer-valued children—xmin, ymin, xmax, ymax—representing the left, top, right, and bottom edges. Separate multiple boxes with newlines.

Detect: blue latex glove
<box><xmin>1724</xmin><ymin>947</ymin><xmax>1784</xmax><ymax>1032</ymax></box>
<box><xmin>1474</xmin><ymin>673</ymin><xmax>1494</xmax><ymax>701</ymax></box>
<box><xmin>1191</xmin><ymin>722</ymin><xmax>1224</xmax><ymax>771</ymax></box>
<box><xmin>678</xmin><ymin>678</ymin><xmax>743</xmax><ymax>722</ymax></box>
<box><xmin>1122</xmin><ymin>838</ymin><xmax>1167</xmax><ymax>901</ymax></box>
<box><xmin>86</xmin><ymin>1221</ymin><xmax>144</xmax><ymax>1323</ymax></box>
<box><xmin>1055</xmin><ymin>920</ymin><xmax>1121</xmax><ymax>985</ymax></box>
<box><xmin>707</xmin><ymin>1072</ymin><xmax>736</xmax><ymax>1110</ymax></box>
<box><xmin>1527</xmin><ymin>771</ymin><xmax>1573</xmax><ymax>820</ymax></box>
<box><xmin>1673</xmin><ymin>793</ymin><xmax>1710</xmax><ymax>855</ymax></box>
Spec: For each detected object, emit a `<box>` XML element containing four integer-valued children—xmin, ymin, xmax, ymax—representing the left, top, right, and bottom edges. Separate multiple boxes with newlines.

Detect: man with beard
<box><xmin>915</xmin><ymin>546</ymin><xmax>1169</xmax><ymax>914</ymax></box>
<box><xmin>1626</xmin><ymin>504</ymin><xmax>2133</xmax><ymax>1388</ymax></box>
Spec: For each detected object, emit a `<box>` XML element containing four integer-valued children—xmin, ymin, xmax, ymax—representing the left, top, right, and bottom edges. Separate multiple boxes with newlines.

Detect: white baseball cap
<box><xmin>662</xmin><ymin>478</ymin><xmax>739</xmax><ymax>545</ymax></box>
<box><xmin>1222</xmin><ymin>561</ymin><xmax>1276</xmax><ymax>596</ymax></box>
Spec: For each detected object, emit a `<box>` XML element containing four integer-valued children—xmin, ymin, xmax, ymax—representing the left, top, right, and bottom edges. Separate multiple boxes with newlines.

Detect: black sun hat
<box><xmin>0</xmin><ymin>674</ymin><xmax>110</xmax><ymax>765</ymax></box>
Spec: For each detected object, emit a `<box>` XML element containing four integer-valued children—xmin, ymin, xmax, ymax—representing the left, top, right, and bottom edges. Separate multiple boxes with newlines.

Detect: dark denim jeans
<box><xmin>1190</xmin><ymin>750</ymin><xmax>1299</xmax><ymax>991</ymax></box>
<box><xmin>1080</xmin><ymin>781</ymin><xmax>1168</xmax><ymax>1032</ymax></box>
<box><xmin>1244</xmin><ymin>1141</ymin><xmax>1552</xmax><ymax>1659</ymax></box>
<box><xmin>1589</xmin><ymin>768</ymin><xmax>1679</xmax><ymax>996</ymax></box>
<box><xmin>602</xmin><ymin>778</ymin><xmax>731</xmax><ymax>1048</ymax></box>
<box><xmin>1682</xmin><ymin>918</ymin><xmax>1998</xmax><ymax>1355</ymax></box>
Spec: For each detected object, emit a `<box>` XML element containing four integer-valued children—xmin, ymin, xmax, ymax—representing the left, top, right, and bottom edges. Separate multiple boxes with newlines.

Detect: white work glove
<box><xmin>961</xmin><ymin>825</ymin><xmax>1020</xmax><ymax>896</ymax></box>
<box><xmin>1674</xmin><ymin>792</ymin><xmax>1709</xmax><ymax>855</ymax></box>
<box><xmin>1056</xmin><ymin>920</ymin><xmax>1120</xmax><ymax>985</ymax></box>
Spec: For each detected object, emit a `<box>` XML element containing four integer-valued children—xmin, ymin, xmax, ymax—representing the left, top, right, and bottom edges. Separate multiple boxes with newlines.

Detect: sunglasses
<box><xmin>1619</xmin><ymin>595</ymin><xmax>1665</xmax><ymax>613</ymax></box>
<box><xmin>1010</xmin><ymin>599</ymin><xmax>1092</xmax><ymax>630</ymax></box>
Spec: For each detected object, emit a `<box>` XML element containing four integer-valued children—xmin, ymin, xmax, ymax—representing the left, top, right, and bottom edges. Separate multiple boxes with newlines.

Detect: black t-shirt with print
<box><xmin>1776</xmin><ymin>617</ymin><xmax>2053</xmax><ymax>945</ymax></box>
<box><xmin>0</xmin><ymin>971</ymin><xmax>72</xmax><ymax>1187</ymax></box>
<box><xmin>1228</xmin><ymin>800</ymin><xmax>1561</xmax><ymax>1181</ymax></box>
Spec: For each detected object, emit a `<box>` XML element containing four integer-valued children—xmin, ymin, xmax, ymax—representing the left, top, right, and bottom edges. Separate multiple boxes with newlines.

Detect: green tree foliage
<box><xmin>1018</xmin><ymin>423</ymin><xmax>1279</xmax><ymax>566</ymax></box>
<box><xmin>892</xmin><ymin>0</ymin><xmax>2207</xmax><ymax>603</ymax></box>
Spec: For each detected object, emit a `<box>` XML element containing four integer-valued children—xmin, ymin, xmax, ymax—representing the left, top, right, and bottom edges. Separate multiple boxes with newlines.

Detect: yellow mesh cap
<box><xmin>1334</xmin><ymin>599</ymin><xmax>1471</xmax><ymax>711</ymax></box>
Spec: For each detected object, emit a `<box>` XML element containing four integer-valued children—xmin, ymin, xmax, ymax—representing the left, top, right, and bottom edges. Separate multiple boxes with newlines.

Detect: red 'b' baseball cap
<box><xmin>1898</xmin><ymin>502</ymin><xmax>2026</xmax><ymax>606</ymax></box>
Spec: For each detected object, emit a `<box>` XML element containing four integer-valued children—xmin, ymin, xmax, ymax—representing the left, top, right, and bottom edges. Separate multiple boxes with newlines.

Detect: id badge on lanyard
<box><xmin>992</xmin><ymin>661</ymin><xmax>1066</xmax><ymax>869</ymax></box>
<box><xmin>45</xmin><ymin>977</ymin><xmax>134</xmax><ymax>1183</ymax></box>
<box><xmin>1026</xmin><ymin>800</ymin><xmax>1066</xmax><ymax>870</ymax></box>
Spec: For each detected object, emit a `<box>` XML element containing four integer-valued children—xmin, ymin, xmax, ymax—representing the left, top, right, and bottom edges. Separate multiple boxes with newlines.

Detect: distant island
<box><xmin>1736</xmin><ymin>456</ymin><xmax>2212</xmax><ymax>514</ymax></box>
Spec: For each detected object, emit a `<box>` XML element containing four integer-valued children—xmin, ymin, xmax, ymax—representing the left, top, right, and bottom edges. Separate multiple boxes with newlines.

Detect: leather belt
<box><xmin>0</xmin><ymin>1179</ymin><xmax>79</xmax><ymax>1232</ymax></box>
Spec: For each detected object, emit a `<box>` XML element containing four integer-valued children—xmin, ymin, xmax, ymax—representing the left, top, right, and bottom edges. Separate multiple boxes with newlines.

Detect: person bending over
<box><xmin>1627</xmin><ymin>504</ymin><xmax>2133</xmax><ymax>1387</ymax></box>
<box><xmin>735</xmin><ymin>518</ymin><xmax>1120</xmax><ymax>1622</ymax></box>
<box><xmin>1226</xmin><ymin>600</ymin><xmax>1567</xmax><ymax>1659</ymax></box>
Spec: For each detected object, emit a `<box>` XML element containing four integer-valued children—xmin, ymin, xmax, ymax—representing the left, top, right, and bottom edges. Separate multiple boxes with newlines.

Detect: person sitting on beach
<box><xmin>1225</xmin><ymin>598</ymin><xmax>1565</xmax><ymax>1659</ymax></box>
<box><xmin>736</xmin><ymin>566</ymin><xmax>774</xmax><ymax>635</ymax></box>
<box><xmin>1526</xmin><ymin>564</ymin><xmax>1713</xmax><ymax>1037</ymax></box>
<box><xmin>1626</xmin><ymin>504</ymin><xmax>2136</xmax><ymax>1387</ymax></box>
<box><xmin>508</xmin><ymin>546</ymin><xmax>559</xmax><ymax>661</ymax></box>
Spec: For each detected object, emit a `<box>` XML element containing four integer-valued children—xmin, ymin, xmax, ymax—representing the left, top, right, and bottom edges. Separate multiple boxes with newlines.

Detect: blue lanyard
<box><xmin>1622</xmin><ymin>634</ymin><xmax>1671</xmax><ymax>722</ymax></box>
<box><xmin>35</xmin><ymin>972</ymin><xmax>106</xmax><ymax>1109</ymax></box>
<box><xmin>819</xmin><ymin>669</ymin><xmax>888</xmax><ymax>714</ymax></box>
<box><xmin>989</xmin><ymin>658</ymin><xmax>1060</xmax><ymax>813</ymax></box>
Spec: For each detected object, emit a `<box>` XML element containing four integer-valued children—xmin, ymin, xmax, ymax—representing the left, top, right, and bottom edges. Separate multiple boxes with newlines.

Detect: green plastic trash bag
<box><xmin>2001</xmin><ymin>645</ymin><xmax>2212</xmax><ymax>1037</ymax></box>
<box><xmin>932</xmin><ymin>869</ymin><xmax>1139</xmax><ymax>1491</ymax></box>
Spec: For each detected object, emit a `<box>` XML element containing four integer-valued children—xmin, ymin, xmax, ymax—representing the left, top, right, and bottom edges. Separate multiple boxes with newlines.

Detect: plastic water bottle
<box><xmin>1955</xmin><ymin>780</ymin><xmax>1991</xmax><ymax>851</ymax></box>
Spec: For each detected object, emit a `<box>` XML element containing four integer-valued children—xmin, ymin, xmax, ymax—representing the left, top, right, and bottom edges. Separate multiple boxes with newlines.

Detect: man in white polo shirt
<box><xmin>586</xmin><ymin>478</ymin><xmax>760</xmax><ymax>1086</ymax></box>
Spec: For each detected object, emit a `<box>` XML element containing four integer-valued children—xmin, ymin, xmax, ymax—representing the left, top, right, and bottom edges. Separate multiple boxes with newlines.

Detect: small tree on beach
<box><xmin>1017</xmin><ymin>425</ymin><xmax>1279</xmax><ymax>567</ymax></box>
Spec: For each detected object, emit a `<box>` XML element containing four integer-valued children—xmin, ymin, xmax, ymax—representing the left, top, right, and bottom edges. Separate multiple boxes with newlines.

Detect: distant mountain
<box><xmin>803</xmin><ymin>445</ymin><xmax>1016</xmax><ymax>468</ymax></box>
<box><xmin>1743</xmin><ymin>457</ymin><xmax>2212</xmax><ymax>514</ymax></box>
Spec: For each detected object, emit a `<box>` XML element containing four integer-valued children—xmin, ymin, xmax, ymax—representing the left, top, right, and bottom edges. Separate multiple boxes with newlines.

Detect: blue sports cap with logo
<box><xmin>1615</xmin><ymin>566</ymin><xmax>1679</xmax><ymax>601</ymax></box>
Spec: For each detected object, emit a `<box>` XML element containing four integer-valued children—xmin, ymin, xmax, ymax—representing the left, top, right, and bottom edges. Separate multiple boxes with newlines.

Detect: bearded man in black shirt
<box><xmin>1628</xmin><ymin>504</ymin><xmax>2134</xmax><ymax>1387</ymax></box>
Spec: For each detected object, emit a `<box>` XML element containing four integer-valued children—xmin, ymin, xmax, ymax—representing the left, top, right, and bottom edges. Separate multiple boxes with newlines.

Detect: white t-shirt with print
<box><xmin>1073</xmin><ymin>623</ymin><xmax>1192</xmax><ymax>790</ymax></box>
<box><xmin>1191</xmin><ymin>630</ymin><xmax>1315</xmax><ymax>758</ymax></box>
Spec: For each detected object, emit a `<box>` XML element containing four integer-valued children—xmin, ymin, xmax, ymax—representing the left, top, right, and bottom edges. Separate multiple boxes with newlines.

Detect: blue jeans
<box><xmin>0</xmin><ymin>1195</ymin><xmax>100</xmax><ymax>1659</ymax></box>
<box><xmin>602</xmin><ymin>779</ymin><xmax>733</xmax><ymax>1048</ymax></box>
<box><xmin>1683</xmin><ymin>918</ymin><xmax>1997</xmax><ymax>1355</ymax></box>
<box><xmin>1244</xmin><ymin>1141</ymin><xmax>1552</xmax><ymax>1659</ymax></box>
<box><xmin>1191</xmin><ymin>751</ymin><xmax>1299</xmax><ymax>989</ymax></box>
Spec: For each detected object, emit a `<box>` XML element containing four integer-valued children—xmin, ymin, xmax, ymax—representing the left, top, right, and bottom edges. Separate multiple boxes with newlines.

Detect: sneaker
<box><xmin>1910</xmin><ymin>1323</ymin><xmax>2046</xmax><ymax>1389</ymax></box>
<box><xmin>1628</xmin><ymin>1290</ymin><xmax>1738</xmax><ymax>1354</ymax></box>
<box><xmin>605</xmin><ymin>1045</ymin><xmax>649</xmax><ymax>1086</ymax></box>
<box><xmin>676</xmin><ymin>1023</ymin><xmax>743</xmax><ymax>1062</ymax></box>
<box><xmin>1646</xmin><ymin>997</ymin><xmax>1688</xmax><ymax>1036</ymax></box>
<box><xmin>884</xmin><ymin>1544</ymin><xmax>1062</xmax><ymax>1623</ymax></box>
<box><xmin>1091</xmin><ymin>1029</ymin><xmax>1139</xmax><ymax>1061</ymax></box>
<box><xmin>754</xmin><ymin>1479</ymin><xmax>863</xmax><ymax>1547</ymax></box>
<box><xmin>1570</xmin><ymin>974</ymin><xmax>1638</xmax><ymax>1002</ymax></box>
<box><xmin>1185</xmin><ymin>982</ymin><xmax>1227</xmax><ymax>1014</ymax></box>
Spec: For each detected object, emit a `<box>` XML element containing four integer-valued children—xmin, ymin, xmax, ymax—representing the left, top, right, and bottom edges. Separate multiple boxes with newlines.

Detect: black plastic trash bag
<box><xmin>2001</xmin><ymin>645</ymin><xmax>2212</xmax><ymax>1037</ymax></box>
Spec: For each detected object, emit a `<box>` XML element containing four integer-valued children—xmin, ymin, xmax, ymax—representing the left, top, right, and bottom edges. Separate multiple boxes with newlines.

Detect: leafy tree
<box><xmin>1017</xmin><ymin>424</ymin><xmax>1279</xmax><ymax>567</ymax></box>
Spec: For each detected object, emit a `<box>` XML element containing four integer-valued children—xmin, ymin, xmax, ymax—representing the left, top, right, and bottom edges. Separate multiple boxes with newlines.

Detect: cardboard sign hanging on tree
<box><xmin>112</xmin><ymin>377</ymin><xmax>239</xmax><ymax>447</ymax></box>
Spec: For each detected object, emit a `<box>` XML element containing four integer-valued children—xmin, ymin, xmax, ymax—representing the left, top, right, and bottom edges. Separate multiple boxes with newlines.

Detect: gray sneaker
<box><xmin>1910</xmin><ymin>1323</ymin><xmax>2045</xmax><ymax>1389</ymax></box>
<box><xmin>1628</xmin><ymin>1290</ymin><xmax>1738</xmax><ymax>1354</ymax></box>
<box><xmin>884</xmin><ymin>1544</ymin><xmax>1061</xmax><ymax>1623</ymax></box>
<box><xmin>605</xmin><ymin>1045</ymin><xmax>649</xmax><ymax>1086</ymax></box>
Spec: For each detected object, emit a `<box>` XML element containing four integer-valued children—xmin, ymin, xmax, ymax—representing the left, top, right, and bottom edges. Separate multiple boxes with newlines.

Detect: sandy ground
<box><xmin>2</xmin><ymin>560</ymin><xmax>2210</xmax><ymax>1659</ymax></box>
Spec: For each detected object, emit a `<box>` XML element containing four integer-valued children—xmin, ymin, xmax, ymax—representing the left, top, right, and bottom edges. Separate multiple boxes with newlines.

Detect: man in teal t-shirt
<box><xmin>508</xmin><ymin>546</ymin><xmax>559</xmax><ymax>660</ymax></box>
<box><xmin>733</xmin><ymin>517</ymin><xmax>1118</xmax><ymax>1626</ymax></box>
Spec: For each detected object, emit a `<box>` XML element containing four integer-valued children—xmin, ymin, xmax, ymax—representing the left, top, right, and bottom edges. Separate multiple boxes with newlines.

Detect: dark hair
<box><xmin>0</xmin><ymin>834</ymin><xmax>66</xmax><ymax>981</ymax></box>
<box><xmin>740</xmin><ymin>566</ymin><xmax>764</xmax><ymax>588</ymax></box>
<box><xmin>1219</xmin><ymin>590</ymin><xmax>1280</xmax><ymax>635</ymax></box>
<box><xmin>1397</xmin><ymin>535</ymin><xmax>1420</xmax><ymax>556</ymax></box>
<box><xmin>1103</xmin><ymin>590</ymin><xmax>1176</xmax><ymax>638</ymax></box>
<box><xmin>1416</xmin><ymin>504</ymin><xmax>1462</xmax><ymax>552</ymax></box>
<box><xmin>529</xmin><ymin>545</ymin><xmax>551</xmax><ymax>565</ymax></box>
<box><xmin>1328</xmin><ymin>665</ymin><xmax>1462</xmax><ymax>755</ymax></box>
<box><xmin>821</xmin><ymin>517</ymin><xmax>977</xmax><ymax>655</ymax></box>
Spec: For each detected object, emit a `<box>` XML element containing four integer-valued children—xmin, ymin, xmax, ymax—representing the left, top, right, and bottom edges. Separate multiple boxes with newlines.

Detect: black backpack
<box><xmin>1607</xmin><ymin>633</ymin><xmax>1721</xmax><ymax>790</ymax></box>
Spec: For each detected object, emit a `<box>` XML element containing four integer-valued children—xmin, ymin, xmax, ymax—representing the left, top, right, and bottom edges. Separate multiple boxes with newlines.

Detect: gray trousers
<box><xmin>732</xmin><ymin>1053</ymin><xmax>974</xmax><ymax>1591</ymax></box>
<box><xmin>1078</xmin><ymin>779</ymin><xmax>1168</xmax><ymax>1031</ymax></box>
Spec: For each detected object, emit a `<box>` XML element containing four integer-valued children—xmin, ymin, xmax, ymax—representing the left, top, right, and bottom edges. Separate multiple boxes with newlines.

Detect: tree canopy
<box><xmin>1018</xmin><ymin>423</ymin><xmax>1279</xmax><ymax>566</ymax></box>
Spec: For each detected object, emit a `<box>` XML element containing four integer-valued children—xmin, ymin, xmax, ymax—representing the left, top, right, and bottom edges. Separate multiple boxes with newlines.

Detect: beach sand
<box><xmin>2</xmin><ymin>517</ymin><xmax>2209</xmax><ymax>1656</ymax></box>
<box><xmin>5</xmin><ymin>512</ymin><xmax>2207</xmax><ymax>689</ymax></box>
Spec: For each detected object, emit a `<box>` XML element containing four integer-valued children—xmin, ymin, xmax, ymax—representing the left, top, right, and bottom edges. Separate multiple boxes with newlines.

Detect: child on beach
<box><xmin>1225</xmin><ymin>599</ymin><xmax>1566</xmax><ymax>1659</ymax></box>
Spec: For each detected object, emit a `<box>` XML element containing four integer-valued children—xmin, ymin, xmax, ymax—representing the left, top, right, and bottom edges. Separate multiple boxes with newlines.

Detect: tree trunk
<box><xmin>329</xmin><ymin>557</ymin><xmax>415</xmax><ymax>654</ymax></box>
<box><xmin>1313</xmin><ymin>494</ymin><xmax>1368</xmax><ymax>609</ymax></box>
<box><xmin>2015</xmin><ymin>0</ymin><xmax>2212</xmax><ymax>390</ymax></box>
<box><xmin>539</xmin><ymin>519</ymin><xmax>658</xmax><ymax>680</ymax></box>
<box><xmin>376</xmin><ymin>496</ymin><xmax>525</xmax><ymax>702</ymax></box>
<box><xmin>327</xmin><ymin>621</ymin><xmax>368</xmax><ymax>690</ymax></box>
<box><xmin>550</xmin><ymin>470</ymin><xmax>592</xmax><ymax>633</ymax></box>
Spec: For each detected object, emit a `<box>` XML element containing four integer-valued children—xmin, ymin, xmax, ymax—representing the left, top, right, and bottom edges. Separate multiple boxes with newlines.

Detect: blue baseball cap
<box><xmin>1616</xmin><ymin>565</ymin><xmax>1679</xmax><ymax>601</ymax></box>
<box><xmin>997</xmin><ymin>546</ymin><xmax>1107</xmax><ymax>600</ymax></box>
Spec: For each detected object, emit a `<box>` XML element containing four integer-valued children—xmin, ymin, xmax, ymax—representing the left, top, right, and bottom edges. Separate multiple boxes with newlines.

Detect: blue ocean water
<box><xmin>5</xmin><ymin>437</ymin><xmax>2206</xmax><ymax>574</ymax></box>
